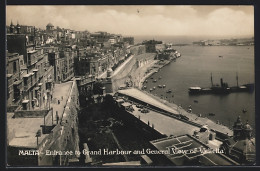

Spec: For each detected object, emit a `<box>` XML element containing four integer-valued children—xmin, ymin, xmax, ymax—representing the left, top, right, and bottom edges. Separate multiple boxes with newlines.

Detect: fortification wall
<box><xmin>111</xmin><ymin>56</ymin><xmax>138</xmax><ymax>92</ymax></box>
<box><xmin>37</xmin><ymin>80</ymin><xmax>80</xmax><ymax>166</ymax></box>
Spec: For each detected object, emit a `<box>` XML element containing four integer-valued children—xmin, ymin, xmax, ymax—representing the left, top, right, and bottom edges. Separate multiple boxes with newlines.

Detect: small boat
<box><xmin>159</xmin><ymin>76</ymin><xmax>162</xmax><ymax>79</ymax></box>
<box><xmin>143</xmin><ymin>86</ymin><xmax>147</xmax><ymax>89</ymax></box>
<box><xmin>166</xmin><ymin>89</ymin><xmax>172</xmax><ymax>93</ymax></box>
<box><xmin>242</xmin><ymin>109</ymin><xmax>247</xmax><ymax>113</ymax></box>
<box><xmin>208</xmin><ymin>113</ymin><xmax>215</xmax><ymax>116</ymax></box>
<box><xmin>153</xmin><ymin>87</ymin><xmax>156</xmax><ymax>90</ymax></box>
<box><xmin>149</xmin><ymin>88</ymin><xmax>153</xmax><ymax>91</ymax></box>
<box><xmin>194</xmin><ymin>100</ymin><xmax>198</xmax><ymax>103</ymax></box>
<box><xmin>158</xmin><ymin>85</ymin><xmax>162</xmax><ymax>88</ymax></box>
<box><xmin>153</xmin><ymin>79</ymin><xmax>157</xmax><ymax>82</ymax></box>
<box><xmin>145</xmin><ymin>80</ymin><xmax>148</xmax><ymax>83</ymax></box>
<box><xmin>163</xmin><ymin>85</ymin><xmax>166</xmax><ymax>88</ymax></box>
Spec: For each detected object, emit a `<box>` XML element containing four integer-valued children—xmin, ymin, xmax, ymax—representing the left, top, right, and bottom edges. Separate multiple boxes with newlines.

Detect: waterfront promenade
<box><xmin>118</xmin><ymin>88</ymin><xmax>233</xmax><ymax>136</ymax></box>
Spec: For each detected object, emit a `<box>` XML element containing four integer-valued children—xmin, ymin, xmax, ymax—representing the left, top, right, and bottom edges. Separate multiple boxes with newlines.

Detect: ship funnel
<box><xmin>220</xmin><ymin>78</ymin><xmax>223</xmax><ymax>87</ymax></box>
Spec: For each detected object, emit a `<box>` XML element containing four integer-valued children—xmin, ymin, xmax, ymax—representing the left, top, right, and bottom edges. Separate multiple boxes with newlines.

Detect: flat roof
<box><xmin>118</xmin><ymin>88</ymin><xmax>178</xmax><ymax>114</ymax></box>
<box><xmin>131</xmin><ymin>105</ymin><xmax>199</xmax><ymax>136</ymax></box>
<box><xmin>7</xmin><ymin>81</ymin><xmax>74</xmax><ymax>149</ymax></box>
<box><xmin>150</xmin><ymin>135</ymin><xmax>238</xmax><ymax>165</ymax></box>
<box><xmin>7</xmin><ymin>113</ymin><xmax>48</xmax><ymax>148</ymax></box>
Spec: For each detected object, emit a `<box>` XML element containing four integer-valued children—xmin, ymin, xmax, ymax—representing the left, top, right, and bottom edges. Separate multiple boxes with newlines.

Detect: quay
<box><xmin>117</xmin><ymin>88</ymin><xmax>233</xmax><ymax>138</ymax></box>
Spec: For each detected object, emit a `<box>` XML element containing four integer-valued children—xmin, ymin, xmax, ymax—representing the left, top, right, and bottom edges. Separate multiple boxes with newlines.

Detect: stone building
<box><xmin>6</xmin><ymin>22</ymin><xmax>55</xmax><ymax>111</ymax></box>
<box><xmin>6</xmin><ymin>52</ymin><xmax>23</xmax><ymax>108</ymax></box>
<box><xmin>220</xmin><ymin>116</ymin><xmax>255</xmax><ymax>164</ymax></box>
<box><xmin>142</xmin><ymin>40</ymin><xmax>163</xmax><ymax>53</ymax></box>
<box><xmin>123</xmin><ymin>37</ymin><xmax>134</xmax><ymax>45</ymax></box>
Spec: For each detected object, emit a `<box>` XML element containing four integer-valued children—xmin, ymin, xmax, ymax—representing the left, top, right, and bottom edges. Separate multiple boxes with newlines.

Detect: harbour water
<box><xmin>143</xmin><ymin>45</ymin><xmax>255</xmax><ymax>132</ymax></box>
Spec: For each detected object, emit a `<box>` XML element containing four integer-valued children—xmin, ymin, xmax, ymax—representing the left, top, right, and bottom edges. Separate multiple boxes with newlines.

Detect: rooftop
<box><xmin>131</xmin><ymin>104</ymin><xmax>199</xmax><ymax>136</ymax></box>
<box><xmin>150</xmin><ymin>135</ymin><xmax>238</xmax><ymax>165</ymax></box>
<box><xmin>7</xmin><ymin>113</ymin><xmax>48</xmax><ymax>148</ymax></box>
<box><xmin>118</xmin><ymin>88</ymin><xmax>178</xmax><ymax>114</ymax></box>
<box><xmin>7</xmin><ymin>81</ymin><xmax>74</xmax><ymax>149</ymax></box>
<box><xmin>46</xmin><ymin>23</ymin><xmax>54</xmax><ymax>27</ymax></box>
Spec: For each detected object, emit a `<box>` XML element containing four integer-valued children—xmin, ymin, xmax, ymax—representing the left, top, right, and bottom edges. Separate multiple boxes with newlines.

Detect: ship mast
<box><xmin>211</xmin><ymin>73</ymin><xmax>213</xmax><ymax>86</ymax></box>
<box><xmin>236</xmin><ymin>72</ymin><xmax>239</xmax><ymax>87</ymax></box>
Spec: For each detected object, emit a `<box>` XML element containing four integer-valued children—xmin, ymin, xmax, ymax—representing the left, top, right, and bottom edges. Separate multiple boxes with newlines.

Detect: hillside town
<box><xmin>6</xmin><ymin>22</ymin><xmax>255</xmax><ymax>166</ymax></box>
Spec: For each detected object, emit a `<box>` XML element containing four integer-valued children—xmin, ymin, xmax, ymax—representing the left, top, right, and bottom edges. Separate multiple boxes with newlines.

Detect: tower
<box><xmin>10</xmin><ymin>20</ymin><xmax>15</xmax><ymax>33</ymax></box>
<box><xmin>243</xmin><ymin>121</ymin><xmax>253</xmax><ymax>139</ymax></box>
<box><xmin>16</xmin><ymin>21</ymin><xmax>21</xmax><ymax>34</ymax></box>
<box><xmin>233</xmin><ymin>116</ymin><xmax>243</xmax><ymax>140</ymax></box>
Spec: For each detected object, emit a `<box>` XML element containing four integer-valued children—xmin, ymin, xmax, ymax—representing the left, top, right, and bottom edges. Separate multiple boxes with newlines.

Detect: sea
<box><xmin>138</xmin><ymin>35</ymin><xmax>255</xmax><ymax>132</ymax></box>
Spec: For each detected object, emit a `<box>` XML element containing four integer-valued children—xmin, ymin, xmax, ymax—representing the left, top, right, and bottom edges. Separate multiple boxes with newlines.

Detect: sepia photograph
<box><xmin>5</xmin><ymin>5</ymin><xmax>255</xmax><ymax>166</ymax></box>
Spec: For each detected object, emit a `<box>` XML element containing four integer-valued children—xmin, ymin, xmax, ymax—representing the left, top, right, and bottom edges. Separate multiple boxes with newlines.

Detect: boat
<box><xmin>189</xmin><ymin>73</ymin><xmax>254</xmax><ymax>95</ymax></box>
<box><xmin>208</xmin><ymin>113</ymin><xmax>215</xmax><ymax>116</ymax></box>
<box><xmin>149</xmin><ymin>88</ymin><xmax>153</xmax><ymax>92</ymax></box>
<box><xmin>158</xmin><ymin>85</ymin><xmax>162</xmax><ymax>88</ymax></box>
<box><xmin>159</xmin><ymin>76</ymin><xmax>162</xmax><ymax>79</ymax></box>
<box><xmin>163</xmin><ymin>85</ymin><xmax>166</xmax><ymax>88</ymax></box>
<box><xmin>242</xmin><ymin>109</ymin><xmax>247</xmax><ymax>113</ymax></box>
<box><xmin>150</xmin><ymin>77</ymin><xmax>153</xmax><ymax>79</ymax></box>
<box><xmin>153</xmin><ymin>79</ymin><xmax>157</xmax><ymax>82</ymax></box>
<box><xmin>166</xmin><ymin>89</ymin><xmax>172</xmax><ymax>93</ymax></box>
<box><xmin>143</xmin><ymin>86</ymin><xmax>147</xmax><ymax>89</ymax></box>
<box><xmin>153</xmin><ymin>87</ymin><xmax>156</xmax><ymax>90</ymax></box>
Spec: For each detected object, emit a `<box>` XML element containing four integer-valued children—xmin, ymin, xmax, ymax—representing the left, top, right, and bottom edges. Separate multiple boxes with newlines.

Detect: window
<box><xmin>20</xmin><ymin>60</ymin><xmax>23</xmax><ymax>66</ymax></box>
<box><xmin>13</xmin><ymin>61</ymin><xmax>17</xmax><ymax>73</ymax></box>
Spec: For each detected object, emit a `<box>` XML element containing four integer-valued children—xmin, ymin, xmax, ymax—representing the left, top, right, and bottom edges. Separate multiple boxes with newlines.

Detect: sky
<box><xmin>6</xmin><ymin>5</ymin><xmax>254</xmax><ymax>37</ymax></box>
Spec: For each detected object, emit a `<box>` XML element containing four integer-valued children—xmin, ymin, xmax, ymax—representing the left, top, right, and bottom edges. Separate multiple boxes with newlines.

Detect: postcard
<box><xmin>5</xmin><ymin>5</ymin><xmax>255</xmax><ymax>167</ymax></box>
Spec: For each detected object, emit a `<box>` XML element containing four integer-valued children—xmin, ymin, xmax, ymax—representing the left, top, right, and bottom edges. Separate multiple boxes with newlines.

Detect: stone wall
<box><xmin>14</xmin><ymin>107</ymin><xmax>49</xmax><ymax>118</ymax></box>
<box><xmin>37</xmin><ymin>80</ymin><xmax>80</xmax><ymax>166</ymax></box>
<box><xmin>111</xmin><ymin>56</ymin><xmax>138</xmax><ymax>92</ymax></box>
<box><xmin>110</xmin><ymin>53</ymin><xmax>156</xmax><ymax>92</ymax></box>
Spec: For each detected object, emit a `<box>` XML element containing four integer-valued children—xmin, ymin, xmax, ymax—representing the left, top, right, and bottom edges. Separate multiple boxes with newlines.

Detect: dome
<box><xmin>233</xmin><ymin>116</ymin><xmax>243</xmax><ymax>128</ymax></box>
<box><xmin>244</xmin><ymin>122</ymin><xmax>252</xmax><ymax>131</ymax></box>
<box><xmin>46</xmin><ymin>23</ymin><xmax>54</xmax><ymax>27</ymax></box>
